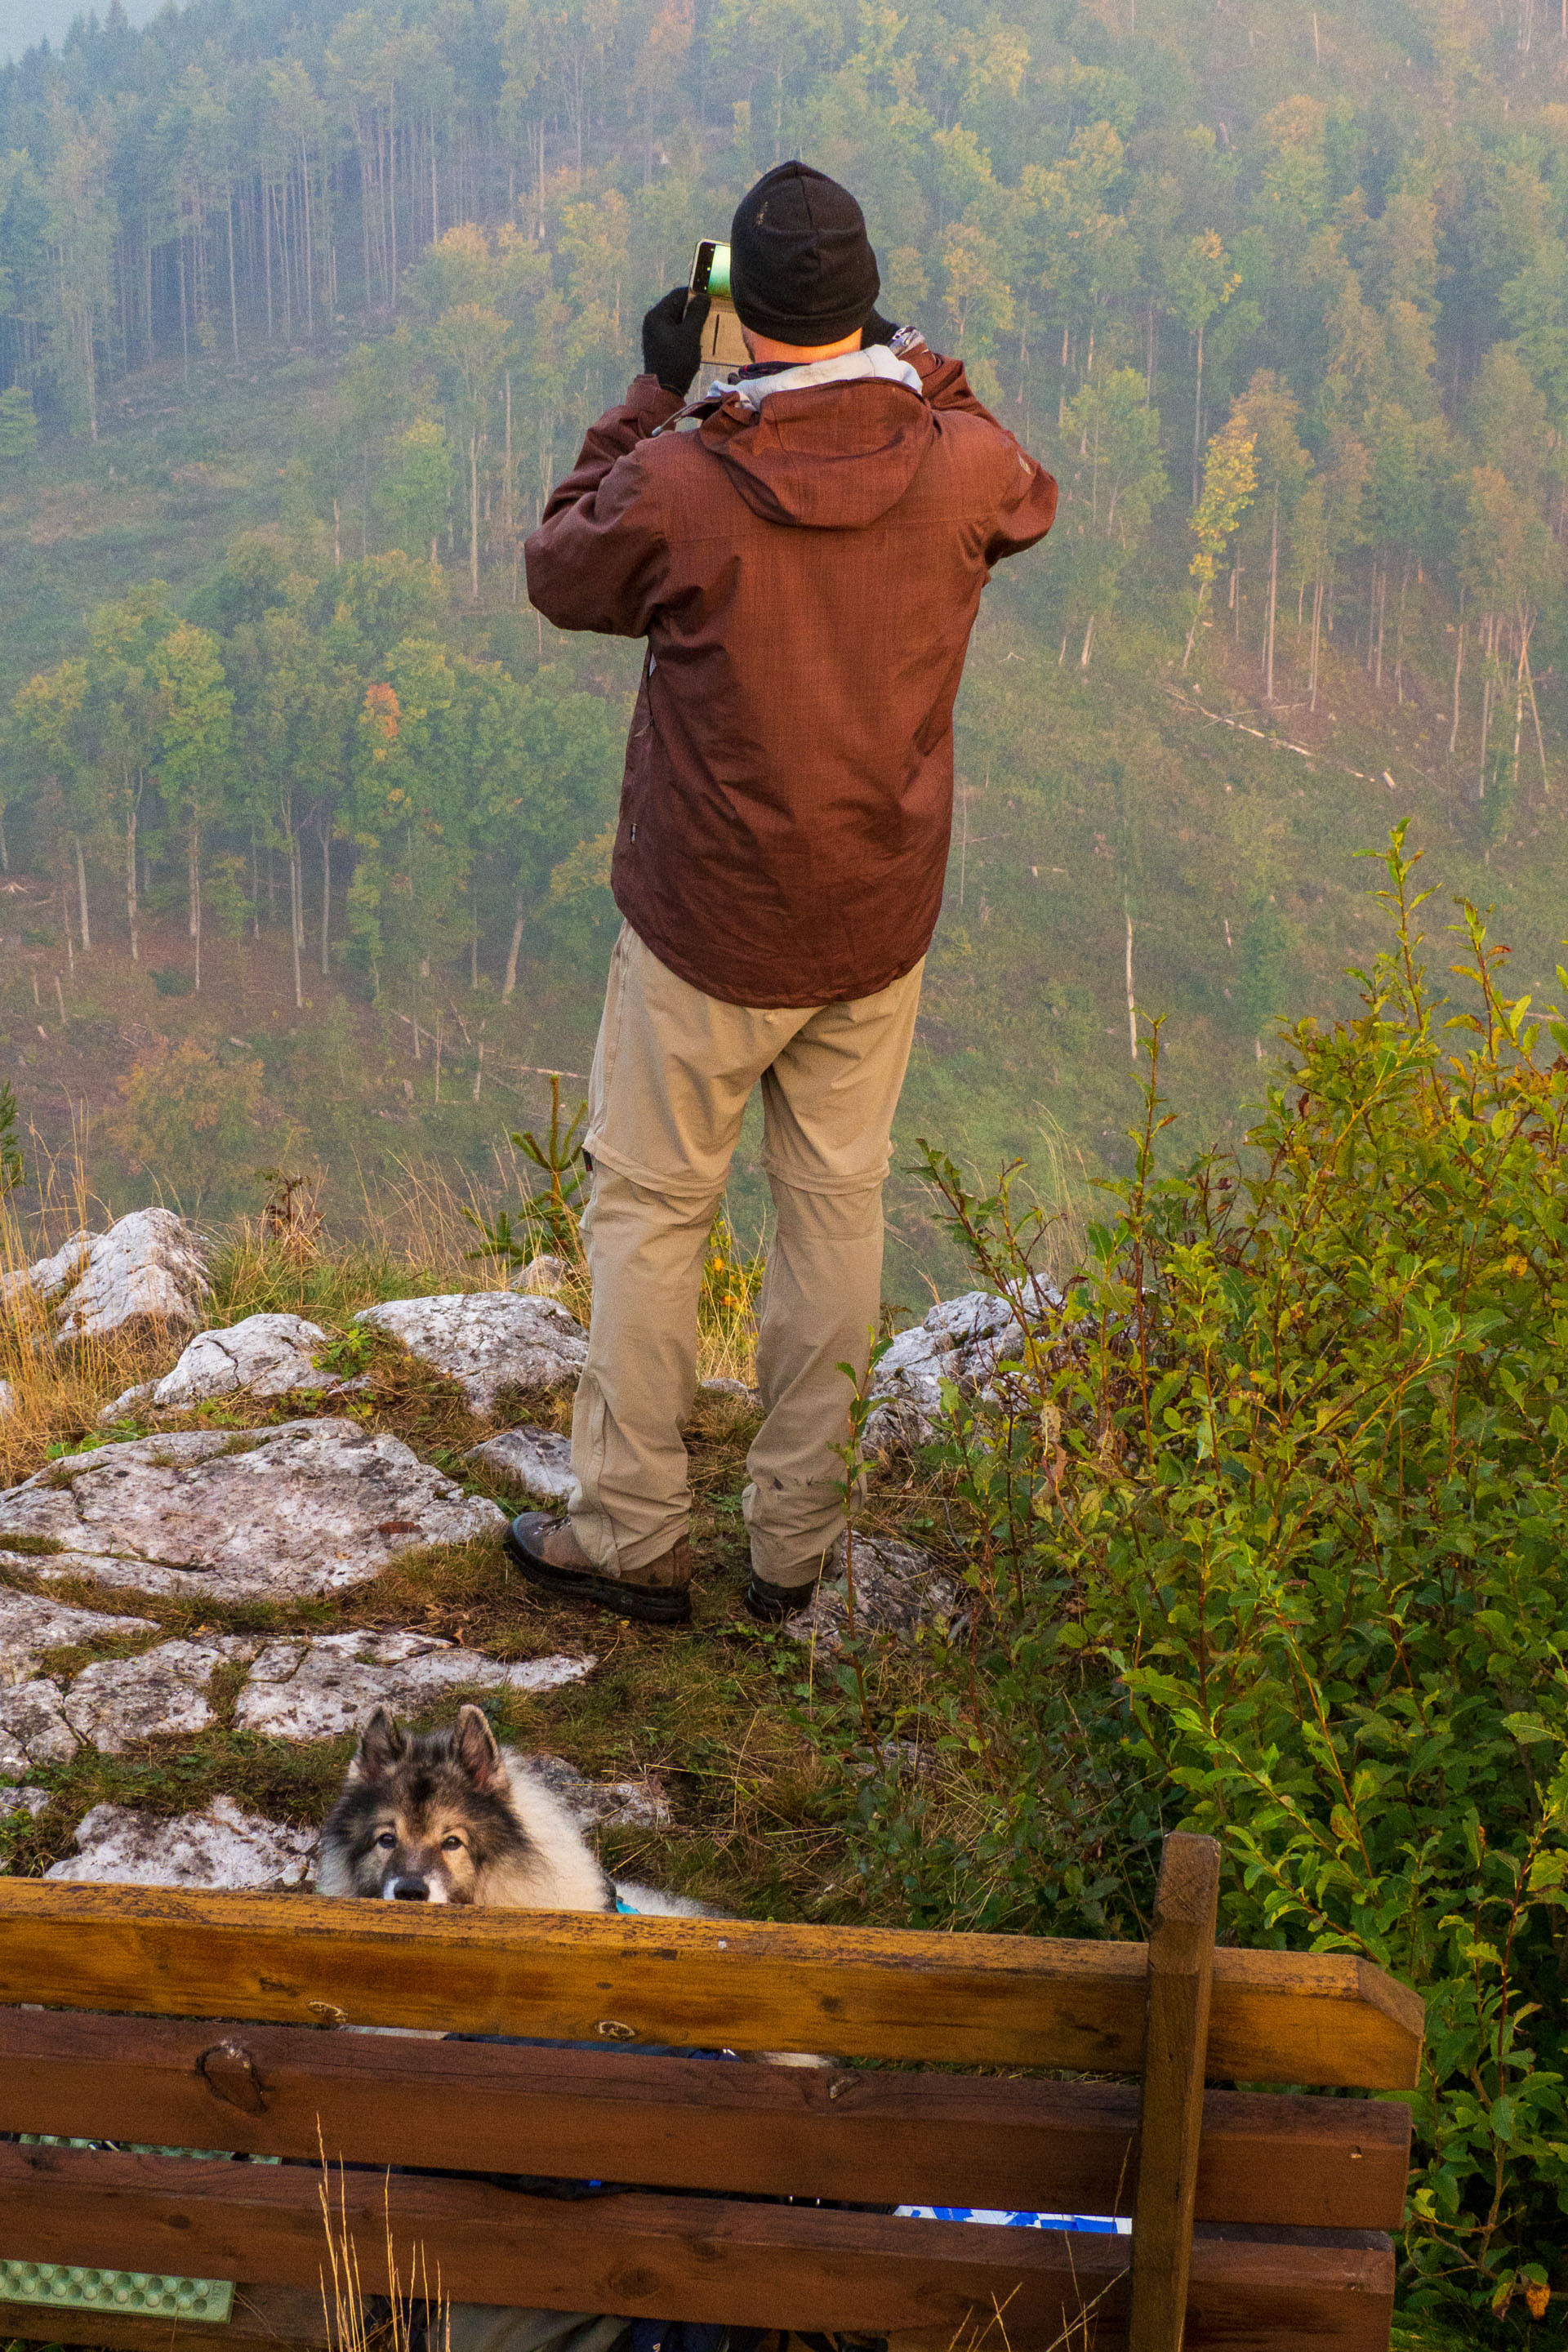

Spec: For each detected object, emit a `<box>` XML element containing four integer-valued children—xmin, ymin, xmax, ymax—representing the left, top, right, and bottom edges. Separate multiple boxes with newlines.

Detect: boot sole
<box><xmin>504</xmin><ymin>1517</ymin><xmax>693</xmax><ymax>1626</ymax></box>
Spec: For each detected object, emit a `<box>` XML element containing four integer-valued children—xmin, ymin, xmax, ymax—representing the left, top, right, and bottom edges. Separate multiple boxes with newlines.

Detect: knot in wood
<box><xmin>198</xmin><ymin>2038</ymin><xmax>269</xmax><ymax>2114</ymax></box>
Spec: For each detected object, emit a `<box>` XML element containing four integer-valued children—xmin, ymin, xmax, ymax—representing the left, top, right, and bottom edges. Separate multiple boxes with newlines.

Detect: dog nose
<box><xmin>390</xmin><ymin>1876</ymin><xmax>430</xmax><ymax>1900</ymax></box>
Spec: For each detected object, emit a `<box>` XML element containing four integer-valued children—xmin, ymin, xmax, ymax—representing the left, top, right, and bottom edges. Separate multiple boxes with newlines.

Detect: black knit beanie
<box><xmin>728</xmin><ymin>162</ymin><xmax>880</xmax><ymax>345</ymax></box>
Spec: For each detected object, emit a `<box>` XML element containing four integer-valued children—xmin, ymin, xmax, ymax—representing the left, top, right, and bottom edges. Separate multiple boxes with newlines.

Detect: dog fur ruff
<box><xmin>316</xmin><ymin>1701</ymin><xmax>710</xmax><ymax>1918</ymax></box>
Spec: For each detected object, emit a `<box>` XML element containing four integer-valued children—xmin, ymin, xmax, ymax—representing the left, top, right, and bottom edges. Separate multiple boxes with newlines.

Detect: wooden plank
<box><xmin>0</xmin><ymin>2285</ymin><xmax>328</xmax><ymax>2352</ymax></box>
<box><xmin>0</xmin><ymin>2139</ymin><xmax>1125</xmax><ymax>2341</ymax></box>
<box><xmin>0</xmin><ymin>2145</ymin><xmax>1395</xmax><ymax>2351</ymax></box>
<box><xmin>1196</xmin><ymin>2088</ymin><xmax>1411</xmax><ymax>2232</ymax></box>
<box><xmin>0</xmin><ymin>2010</ymin><xmax>1414</xmax><ymax>2229</ymax></box>
<box><xmin>1183</xmin><ymin>2229</ymin><xmax>1395</xmax><ymax>2352</ymax></box>
<box><xmin>0</xmin><ymin>1881</ymin><xmax>1424</xmax><ymax>2087</ymax></box>
<box><xmin>1207</xmin><ymin>1949</ymin><xmax>1423</xmax><ymax>2092</ymax></box>
<box><xmin>1130</xmin><ymin>1833</ymin><xmax>1220</xmax><ymax>2352</ymax></box>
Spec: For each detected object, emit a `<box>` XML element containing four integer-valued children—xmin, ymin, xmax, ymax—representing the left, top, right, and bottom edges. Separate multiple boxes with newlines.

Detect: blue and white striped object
<box><xmin>897</xmin><ymin>2207</ymin><xmax>1131</xmax><ymax>2234</ymax></box>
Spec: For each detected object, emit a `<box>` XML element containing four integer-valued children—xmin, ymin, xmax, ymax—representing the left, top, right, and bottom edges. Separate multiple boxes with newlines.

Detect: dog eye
<box><xmin>440</xmin><ymin>1835</ymin><xmax>465</xmax><ymax>1851</ymax></box>
<box><xmin>374</xmin><ymin>1832</ymin><xmax>397</xmax><ymax>1849</ymax></box>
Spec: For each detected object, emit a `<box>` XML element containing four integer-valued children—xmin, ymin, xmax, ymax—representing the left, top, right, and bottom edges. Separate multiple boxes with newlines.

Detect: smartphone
<box><xmin>687</xmin><ymin>239</ymin><xmax>750</xmax><ymax>376</ymax></box>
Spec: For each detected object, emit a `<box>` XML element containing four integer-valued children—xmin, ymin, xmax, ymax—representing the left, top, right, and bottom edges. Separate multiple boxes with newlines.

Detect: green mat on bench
<box><xmin>0</xmin><ymin>2261</ymin><xmax>234</xmax><ymax>2321</ymax></box>
<box><xmin>2</xmin><ymin>2132</ymin><xmax>284</xmax><ymax>2320</ymax></box>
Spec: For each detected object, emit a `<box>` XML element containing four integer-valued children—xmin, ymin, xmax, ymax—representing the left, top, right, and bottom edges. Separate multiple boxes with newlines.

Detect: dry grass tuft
<box><xmin>319</xmin><ymin>2149</ymin><xmax>450</xmax><ymax>2352</ymax></box>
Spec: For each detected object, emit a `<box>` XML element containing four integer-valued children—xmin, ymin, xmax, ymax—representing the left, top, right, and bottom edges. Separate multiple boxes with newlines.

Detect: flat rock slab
<box><xmin>63</xmin><ymin>1635</ymin><xmax>264</xmax><ymax>1754</ymax></box>
<box><xmin>2</xmin><ymin>1210</ymin><xmax>216</xmax><ymax>1343</ymax></box>
<box><xmin>0</xmin><ymin>1588</ymin><xmax>155</xmax><ymax>1679</ymax></box>
<box><xmin>234</xmin><ymin>1630</ymin><xmax>595</xmax><ymax>1741</ymax></box>
<box><xmin>44</xmin><ymin>1794</ymin><xmax>316</xmax><ymax>1891</ymax></box>
<box><xmin>784</xmin><ymin>1533</ymin><xmax>962</xmax><ymax>1654</ymax></box>
<box><xmin>356</xmin><ymin>1294</ymin><xmax>589</xmax><ymax>1414</ymax></box>
<box><xmin>0</xmin><ymin>1419</ymin><xmax>506</xmax><ymax>1600</ymax></box>
<box><xmin>0</xmin><ymin>1679</ymin><xmax>79</xmax><ymax>1773</ymax></box>
<box><xmin>467</xmin><ymin>1426</ymin><xmax>574</xmax><ymax>1503</ymax></box>
<box><xmin>23</xmin><ymin>1548</ymin><xmax>213</xmax><ymax>1599</ymax></box>
<box><xmin>0</xmin><ymin>1784</ymin><xmax>49</xmax><ymax>1819</ymax></box>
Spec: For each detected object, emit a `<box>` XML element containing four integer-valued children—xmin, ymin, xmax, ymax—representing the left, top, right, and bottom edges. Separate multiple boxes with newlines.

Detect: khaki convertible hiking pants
<box><xmin>567</xmin><ymin>924</ymin><xmax>923</xmax><ymax>1588</ymax></box>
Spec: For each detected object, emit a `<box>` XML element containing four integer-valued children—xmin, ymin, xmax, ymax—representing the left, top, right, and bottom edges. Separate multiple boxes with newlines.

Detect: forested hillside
<box><xmin>0</xmin><ymin>0</ymin><xmax>1564</xmax><ymax>1267</ymax></box>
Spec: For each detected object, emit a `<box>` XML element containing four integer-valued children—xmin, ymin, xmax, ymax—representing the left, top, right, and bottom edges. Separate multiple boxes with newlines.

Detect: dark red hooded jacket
<box><xmin>525</xmin><ymin>343</ymin><xmax>1056</xmax><ymax>1008</ymax></box>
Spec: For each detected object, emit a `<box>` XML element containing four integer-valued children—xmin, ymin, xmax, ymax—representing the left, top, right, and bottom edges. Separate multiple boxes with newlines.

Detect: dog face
<box><xmin>320</xmin><ymin>1704</ymin><xmax>535</xmax><ymax>1904</ymax></box>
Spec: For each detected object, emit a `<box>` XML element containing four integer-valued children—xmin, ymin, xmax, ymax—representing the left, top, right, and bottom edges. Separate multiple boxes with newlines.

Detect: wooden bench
<box><xmin>0</xmin><ymin>1833</ymin><xmax>1423</xmax><ymax>2352</ymax></box>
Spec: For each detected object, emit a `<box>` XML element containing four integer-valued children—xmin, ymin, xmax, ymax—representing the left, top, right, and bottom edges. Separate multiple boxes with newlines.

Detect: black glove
<box><xmin>643</xmin><ymin>286</ymin><xmax>710</xmax><ymax>395</ymax></box>
<box><xmin>860</xmin><ymin>309</ymin><xmax>901</xmax><ymax>346</ymax></box>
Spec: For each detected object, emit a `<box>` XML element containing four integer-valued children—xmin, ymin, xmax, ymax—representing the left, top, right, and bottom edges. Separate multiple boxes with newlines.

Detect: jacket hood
<box><xmin>697</xmin><ymin>355</ymin><xmax>935</xmax><ymax>531</ymax></box>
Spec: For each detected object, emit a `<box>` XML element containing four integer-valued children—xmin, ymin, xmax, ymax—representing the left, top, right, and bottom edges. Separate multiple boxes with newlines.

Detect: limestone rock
<box><xmin>0</xmin><ymin>1588</ymin><xmax>155</xmax><ymax>1681</ymax></box>
<box><xmin>149</xmin><ymin>1312</ymin><xmax>334</xmax><ymax>1409</ymax></box>
<box><xmin>783</xmin><ymin>1533</ymin><xmax>962</xmax><ymax>1654</ymax></box>
<box><xmin>509</xmin><ymin>1254</ymin><xmax>571</xmax><ymax>1295</ymax></box>
<box><xmin>0</xmin><ymin>1419</ymin><xmax>506</xmax><ymax>1601</ymax></box>
<box><xmin>523</xmin><ymin>1753</ymin><xmax>672</xmax><ymax>1830</ymax></box>
<box><xmin>0</xmin><ymin>1784</ymin><xmax>49</xmax><ymax>1818</ymax></box>
<box><xmin>98</xmin><ymin>1381</ymin><xmax>158</xmax><ymax>1425</ymax></box>
<box><xmin>0</xmin><ymin>1679</ymin><xmax>78</xmax><ymax>1772</ymax></box>
<box><xmin>0</xmin><ymin>1379</ymin><xmax>14</xmax><ymax>1418</ymax></box>
<box><xmin>863</xmin><ymin>1282</ymin><xmax>1062</xmax><ymax>1454</ymax></box>
<box><xmin>55</xmin><ymin>1209</ymin><xmax>215</xmax><ymax>1342</ymax></box>
<box><xmin>44</xmin><ymin>1793</ymin><xmax>315</xmax><ymax>1891</ymax></box>
<box><xmin>698</xmin><ymin>1378</ymin><xmax>759</xmax><ymax>1405</ymax></box>
<box><xmin>0</xmin><ymin>1230</ymin><xmax>91</xmax><ymax>1317</ymax></box>
<box><xmin>466</xmin><ymin>1426</ymin><xmax>574</xmax><ymax>1503</ymax></box>
<box><xmin>62</xmin><ymin>1635</ymin><xmax>263</xmax><ymax>1754</ymax></box>
<box><xmin>356</xmin><ymin>1293</ymin><xmax>588</xmax><ymax>1414</ymax></box>
<box><xmin>24</xmin><ymin>1547</ymin><xmax>208</xmax><ymax>1598</ymax></box>
<box><xmin>234</xmin><ymin>1629</ymin><xmax>595</xmax><ymax>1741</ymax></box>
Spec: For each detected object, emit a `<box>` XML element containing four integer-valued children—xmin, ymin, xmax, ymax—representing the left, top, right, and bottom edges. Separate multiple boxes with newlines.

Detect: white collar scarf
<box><xmin>709</xmin><ymin>346</ymin><xmax>924</xmax><ymax>409</ymax></box>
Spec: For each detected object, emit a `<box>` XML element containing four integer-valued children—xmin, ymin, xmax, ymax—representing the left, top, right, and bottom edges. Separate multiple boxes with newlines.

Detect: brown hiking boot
<box><xmin>504</xmin><ymin>1512</ymin><xmax>693</xmax><ymax>1625</ymax></box>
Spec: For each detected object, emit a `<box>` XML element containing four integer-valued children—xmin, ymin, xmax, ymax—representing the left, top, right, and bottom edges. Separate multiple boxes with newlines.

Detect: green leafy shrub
<box><xmin>836</xmin><ymin>831</ymin><xmax>1568</xmax><ymax>2341</ymax></box>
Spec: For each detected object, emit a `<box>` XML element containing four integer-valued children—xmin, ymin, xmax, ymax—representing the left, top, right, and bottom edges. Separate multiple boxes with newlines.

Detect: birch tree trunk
<box><xmin>1125</xmin><ymin>906</ymin><xmax>1137</xmax><ymax>1064</ymax></box>
<box><xmin>189</xmin><ymin>823</ymin><xmax>203</xmax><ymax>991</ymax></box>
<box><xmin>503</xmin><ymin>890</ymin><xmax>525</xmax><ymax>1000</ymax></box>
<box><xmin>470</xmin><ymin>430</ymin><xmax>480</xmax><ymax>601</ymax></box>
<box><xmin>1263</xmin><ymin>492</ymin><xmax>1279</xmax><ymax>702</ymax></box>
<box><xmin>288</xmin><ymin>834</ymin><xmax>304</xmax><ymax>1009</ymax></box>
<box><xmin>73</xmin><ymin>831</ymin><xmax>90</xmax><ymax>950</ymax></box>
<box><xmin>125</xmin><ymin>798</ymin><xmax>138</xmax><ymax>962</ymax></box>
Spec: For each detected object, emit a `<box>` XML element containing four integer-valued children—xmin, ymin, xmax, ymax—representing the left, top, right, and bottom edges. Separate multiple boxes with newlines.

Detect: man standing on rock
<box><xmin>510</xmin><ymin>161</ymin><xmax>1057</xmax><ymax>1628</ymax></box>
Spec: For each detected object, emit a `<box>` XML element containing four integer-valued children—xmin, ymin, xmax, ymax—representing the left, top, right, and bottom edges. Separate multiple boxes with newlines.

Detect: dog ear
<box><xmin>352</xmin><ymin>1705</ymin><xmax>406</xmax><ymax>1784</ymax></box>
<box><xmin>453</xmin><ymin>1704</ymin><xmax>506</xmax><ymax>1793</ymax></box>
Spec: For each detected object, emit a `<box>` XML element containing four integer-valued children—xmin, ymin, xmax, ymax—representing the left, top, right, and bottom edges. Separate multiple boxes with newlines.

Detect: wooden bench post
<box><xmin>1129</xmin><ymin>1831</ymin><xmax>1221</xmax><ymax>2352</ymax></box>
